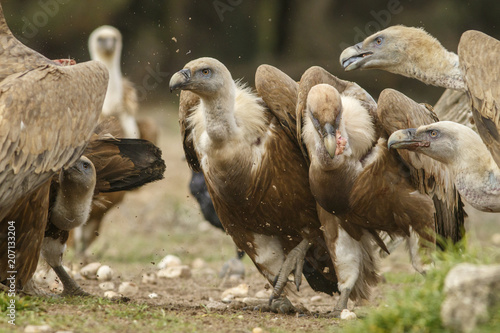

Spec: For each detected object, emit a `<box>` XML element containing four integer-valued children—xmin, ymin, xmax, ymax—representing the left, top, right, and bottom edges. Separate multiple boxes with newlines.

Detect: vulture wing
<box><xmin>178</xmin><ymin>90</ymin><xmax>202</xmax><ymax>172</ymax></box>
<box><xmin>377</xmin><ymin>88</ymin><xmax>466</xmax><ymax>245</ymax></box>
<box><xmin>458</xmin><ymin>30</ymin><xmax>500</xmax><ymax>167</ymax></box>
<box><xmin>433</xmin><ymin>89</ymin><xmax>474</xmax><ymax>130</ymax></box>
<box><xmin>0</xmin><ymin>62</ymin><xmax>108</xmax><ymax>218</ymax></box>
<box><xmin>296</xmin><ymin>66</ymin><xmax>378</xmax><ymax>163</ymax></box>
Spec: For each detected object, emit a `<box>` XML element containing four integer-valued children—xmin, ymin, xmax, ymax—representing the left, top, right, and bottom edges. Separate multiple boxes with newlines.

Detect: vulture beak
<box><xmin>169</xmin><ymin>69</ymin><xmax>191</xmax><ymax>92</ymax></box>
<box><xmin>323</xmin><ymin>123</ymin><xmax>337</xmax><ymax>159</ymax></box>
<box><xmin>388</xmin><ymin>128</ymin><xmax>429</xmax><ymax>150</ymax></box>
<box><xmin>98</xmin><ymin>38</ymin><xmax>116</xmax><ymax>55</ymax></box>
<box><xmin>340</xmin><ymin>42</ymin><xmax>373</xmax><ymax>71</ymax></box>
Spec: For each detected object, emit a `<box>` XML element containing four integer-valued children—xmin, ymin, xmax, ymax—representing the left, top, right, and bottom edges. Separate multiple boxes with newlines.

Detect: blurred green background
<box><xmin>4</xmin><ymin>0</ymin><xmax>499</xmax><ymax>106</ymax></box>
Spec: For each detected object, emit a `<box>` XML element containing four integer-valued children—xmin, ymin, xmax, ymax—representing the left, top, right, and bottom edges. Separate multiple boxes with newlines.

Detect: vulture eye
<box><xmin>201</xmin><ymin>68</ymin><xmax>211</xmax><ymax>76</ymax></box>
<box><xmin>82</xmin><ymin>162</ymin><xmax>90</xmax><ymax>169</ymax></box>
<box><xmin>375</xmin><ymin>37</ymin><xmax>383</xmax><ymax>45</ymax></box>
<box><xmin>429</xmin><ymin>130</ymin><xmax>438</xmax><ymax>137</ymax></box>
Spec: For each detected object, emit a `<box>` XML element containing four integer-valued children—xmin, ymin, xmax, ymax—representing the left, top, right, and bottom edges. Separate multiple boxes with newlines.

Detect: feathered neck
<box><xmin>91</xmin><ymin>50</ymin><xmax>123</xmax><ymax>116</ymax></box>
<box><xmin>200</xmin><ymin>81</ymin><xmax>239</xmax><ymax>143</ymax></box>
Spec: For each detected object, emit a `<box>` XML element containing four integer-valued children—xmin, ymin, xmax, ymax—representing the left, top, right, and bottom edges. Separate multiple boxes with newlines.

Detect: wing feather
<box><xmin>178</xmin><ymin>90</ymin><xmax>201</xmax><ymax>172</ymax></box>
<box><xmin>458</xmin><ymin>30</ymin><xmax>500</xmax><ymax>167</ymax></box>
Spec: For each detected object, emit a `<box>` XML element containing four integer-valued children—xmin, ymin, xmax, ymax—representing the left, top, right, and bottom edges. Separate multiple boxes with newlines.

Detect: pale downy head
<box><xmin>340</xmin><ymin>25</ymin><xmax>449</xmax><ymax>76</ymax></box>
<box><xmin>60</xmin><ymin>156</ymin><xmax>97</xmax><ymax>192</ymax></box>
<box><xmin>169</xmin><ymin>57</ymin><xmax>233</xmax><ymax>98</ymax></box>
<box><xmin>388</xmin><ymin>121</ymin><xmax>486</xmax><ymax>167</ymax></box>
<box><xmin>89</xmin><ymin>25</ymin><xmax>123</xmax><ymax>63</ymax></box>
<box><xmin>306</xmin><ymin>84</ymin><xmax>344</xmax><ymax>158</ymax></box>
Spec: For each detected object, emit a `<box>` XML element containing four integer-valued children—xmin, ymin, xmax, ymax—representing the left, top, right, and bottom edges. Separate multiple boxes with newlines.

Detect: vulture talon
<box><xmin>269</xmin><ymin>239</ymin><xmax>310</xmax><ymax>304</ymax></box>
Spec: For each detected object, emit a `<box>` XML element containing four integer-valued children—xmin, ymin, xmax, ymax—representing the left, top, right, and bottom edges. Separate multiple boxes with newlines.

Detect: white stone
<box><xmin>158</xmin><ymin>255</ymin><xmax>182</xmax><ymax>269</ymax></box>
<box><xmin>191</xmin><ymin>258</ymin><xmax>207</xmax><ymax>269</ymax></box>
<box><xmin>252</xmin><ymin>328</ymin><xmax>264</xmax><ymax>333</ymax></box>
<box><xmin>340</xmin><ymin>309</ymin><xmax>357</xmax><ymax>320</ymax></box>
<box><xmin>148</xmin><ymin>292</ymin><xmax>159</xmax><ymax>299</ymax></box>
<box><xmin>310</xmin><ymin>295</ymin><xmax>323</xmax><ymax>303</ymax></box>
<box><xmin>141</xmin><ymin>272</ymin><xmax>157</xmax><ymax>284</ymax></box>
<box><xmin>104</xmin><ymin>291</ymin><xmax>121</xmax><ymax>299</ymax></box>
<box><xmin>80</xmin><ymin>262</ymin><xmax>102</xmax><ymax>280</ymax></box>
<box><xmin>205</xmin><ymin>300</ymin><xmax>228</xmax><ymax>310</ymax></box>
<box><xmin>118</xmin><ymin>282</ymin><xmax>139</xmax><ymax>297</ymax></box>
<box><xmin>24</xmin><ymin>325</ymin><xmax>51</xmax><ymax>333</ymax></box>
<box><xmin>255</xmin><ymin>289</ymin><xmax>272</xmax><ymax>299</ymax></box>
<box><xmin>96</xmin><ymin>265</ymin><xmax>113</xmax><ymax>281</ymax></box>
<box><xmin>221</xmin><ymin>283</ymin><xmax>249</xmax><ymax>300</ymax></box>
<box><xmin>49</xmin><ymin>281</ymin><xmax>63</xmax><ymax>293</ymax></box>
<box><xmin>99</xmin><ymin>282</ymin><xmax>115</xmax><ymax>291</ymax></box>
<box><xmin>157</xmin><ymin>265</ymin><xmax>192</xmax><ymax>279</ymax></box>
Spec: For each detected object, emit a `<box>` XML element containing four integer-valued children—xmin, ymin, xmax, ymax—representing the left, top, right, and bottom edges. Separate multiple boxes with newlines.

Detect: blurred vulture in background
<box><xmin>171</xmin><ymin>57</ymin><xmax>341</xmax><ymax>314</ymax></box>
<box><xmin>0</xmin><ymin>3</ymin><xmax>108</xmax><ymax>291</ymax></box>
<box><xmin>341</xmin><ymin>25</ymin><xmax>500</xmax><ymax>213</ymax></box>
<box><xmin>74</xmin><ymin>25</ymin><xmax>160</xmax><ymax>258</ymax></box>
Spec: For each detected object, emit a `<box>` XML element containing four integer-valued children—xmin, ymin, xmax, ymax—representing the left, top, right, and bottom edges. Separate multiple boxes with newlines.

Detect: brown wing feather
<box><xmin>0</xmin><ymin>182</ymin><xmax>51</xmax><ymax>288</ymax></box>
<box><xmin>377</xmin><ymin>88</ymin><xmax>466</xmax><ymax>245</ymax></box>
<box><xmin>0</xmin><ymin>62</ymin><xmax>108</xmax><ymax>218</ymax></box>
<box><xmin>459</xmin><ymin>30</ymin><xmax>500</xmax><ymax>167</ymax></box>
<box><xmin>254</xmin><ymin>65</ymin><xmax>299</xmax><ymax>144</ymax></box>
<box><xmin>178</xmin><ymin>90</ymin><xmax>201</xmax><ymax>172</ymax></box>
<box><xmin>296</xmin><ymin>66</ymin><xmax>378</xmax><ymax>163</ymax></box>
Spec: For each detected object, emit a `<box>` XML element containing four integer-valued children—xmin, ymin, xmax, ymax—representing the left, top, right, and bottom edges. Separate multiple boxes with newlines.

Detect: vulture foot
<box><xmin>53</xmin><ymin>266</ymin><xmax>90</xmax><ymax>297</ymax></box>
<box><xmin>270</xmin><ymin>239</ymin><xmax>310</xmax><ymax>304</ymax></box>
<box><xmin>332</xmin><ymin>287</ymin><xmax>352</xmax><ymax>317</ymax></box>
<box><xmin>253</xmin><ymin>297</ymin><xmax>296</xmax><ymax>314</ymax></box>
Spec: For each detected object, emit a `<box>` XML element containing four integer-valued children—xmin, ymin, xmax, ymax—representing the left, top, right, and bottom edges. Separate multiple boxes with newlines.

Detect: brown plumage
<box><xmin>171</xmin><ymin>57</ymin><xmax>339</xmax><ymax>312</ymax></box>
<box><xmin>0</xmin><ymin>3</ymin><xmax>108</xmax><ymax>290</ymax></box>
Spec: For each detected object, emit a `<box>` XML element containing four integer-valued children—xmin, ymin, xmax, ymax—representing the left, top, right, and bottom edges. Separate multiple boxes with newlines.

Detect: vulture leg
<box><xmin>41</xmin><ymin>237</ymin><xmax>89</xmax><ymax>296</ymax></box>
<box><xmin>332</xmin><ymin>228</ymin><xmax>363</xmax><ymax>317</ymax></box>
<box><xmin>406</xmin><ymin>228</ymin><xmax>426</xmax><ymax>275</ymax></box>
<box><xmin>269</xmin><ymin>239</ymin><xmax>311</xmax><ymax>304</ymax></box>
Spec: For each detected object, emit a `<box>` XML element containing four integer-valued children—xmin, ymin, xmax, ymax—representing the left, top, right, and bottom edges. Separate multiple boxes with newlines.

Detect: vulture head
<box><xmin>89</xmin><ymin>25</ymin><xmax>122</xmax><ymax>63</ymax></box>
<box><xmin>387</xmin><ymin>121</ymin><xmax>484</xmax><ymax>166</ymax></box>
<box><xmin>60</xmin><ymin>156</ymin><xmax>96</xmax><ymax>193</ymax></box>
<box><xmin>306</xmin><ymin>84</ymin><xmax>346</xmax><ymax>158</ymax></box>
<box><xmin>169</xmin><ymin>57</ymin><xmax>233</xmax><ymax>98</ymax></box>
<box><xmin>340</xmin><ymin>25</ymin><xmax>444</xmax><ymax>74</ymax></box>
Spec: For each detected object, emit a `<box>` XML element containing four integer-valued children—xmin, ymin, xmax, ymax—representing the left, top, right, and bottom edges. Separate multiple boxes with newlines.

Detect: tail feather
<box><xmin>84</xmin><ymin>138</ymin><xmax>166</xmax><ymax>193</ymax></box>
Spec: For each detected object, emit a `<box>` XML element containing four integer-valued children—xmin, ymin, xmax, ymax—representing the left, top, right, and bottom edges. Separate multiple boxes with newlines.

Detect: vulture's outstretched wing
<box><xmin>178</xmin><ymin>90</ymin><xmax>201</xmax><ymax>172</ymax></box>
<box><xmin>0</xmin><ymin>62</ymin><xmax>108</xmax><ymax>218</ymax></box>
<box><xmin>433</xmin><ymin>89</ymin><xmax>474</xmax><ymax>129</ymax></box>
<box><xmin>254</xmin><ymin>64</ymin><xmax>298</xmax><ymax>144</ymax></box>
<box><xmin>458</xmin><ymin>30</ymin><xmax>500</xmax><ymax>168</ymax></box>
<box><xmin>296</xmin><ymin>66</ymin><xmax>378</xmax><ymax>163</ymax></box>
<box><xmin>377</xmin><ymin>89</ymin><xmax>466</xmax><ymax>244</ymax></box>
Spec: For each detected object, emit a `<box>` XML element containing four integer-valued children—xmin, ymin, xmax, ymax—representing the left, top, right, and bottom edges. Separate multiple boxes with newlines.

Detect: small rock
<box><xmin>96</xmin><ymin>265</ymin><xmax>113</xmax><ymax>281</ymax></box>
<box><xmin>237</xmin><ymin>315</ymin><xmax>244</xmax><ymax>319</ymax></box>
<box><xmin>141</xmin><ymin>272</ymin><xmax>157</xmax><ymax>284</ymax></box>
<box><xmin>148</xmin><ymin>292</ymin><xmax>159</xmax><ymax>299</ymax></box>
<box><xmin>340</xmin><ymin>309</ymin><xmax>357</xmax><ymax>320</ymax></box>
<box><xmin>255</xmin><ymin>289</ymin><xmax>272</xmax><ymax>299</ymax></box>
<box><xmin>104</xmin><ymin>291</ymin><xmax>121</xmax><ymax>299</ymax></box>
<box><xmin>118</xmin><ymin>282</ymin><xmax>139</xmax><ymax>297</ymax></box>
<box><xmin>222</xmin><ymin>283</ymin><xmax>249</xmax><ymax>300</ymax></box>
<box><xmin>241</xmin><ymin>297</ymin><xmax>266</xmax><ymax>307</ymax></box>
<box><xmin>24</xmin><ymin>325</ymin><xmax>52</xmax><ymax>333</ymax></box>
<box><xmin>191</xmin><ymin>258</ymin><xmax>207</xmax><ymax>269</ymax></box>
<box><xmin>33</xmin><ymin>269</ymin><xmax>58</xmax><ymax>287</ymax></box>
<box><xmin>80</xmin><ymin>262</ymin><xmax>102</xmax><ymax>280</ymax></box>
<box><xmin>491</xmin><ymin>233</ymin><xmax>500</xmax><ymax>245</ymax></box>
<box><xmin>310</xmin><ymin>295</ymin><xmax>322</xmax><ymax>303</ymax></box>
<box><xmin>99</xmin><ymin>282</ymin><xmax>115</xmax><ymax>291</ymax></box>
<box><xmin>252</xmin><ymin>328</ymin><xmax>264</xmax><ymax>333</ymax></box>
<box><xmin>158</xmin><ymin>255</ymin><xmax>182</xmax><ymax>269</ymax></box>
<box><xmin>72</xmin><ymin>271</ymin><xmax>83</xmax><ymax>281</ymax></box>
<box><xmin>158</xmin><ymin>265</ymin><xmax>192</xmax><ymax>279</ymax></box>
<box><xmin>49</xmin><ymin>281</ymin><xmax>63</xmax><ymax>293</ymax></box>
<box><xmin>222</xmin><ymin>294</ymin><xmax>234</xmax><ymax>303</ymax></box>
<box><xmin>205</xmin><ymin>300</ymin><xmax>228</xmax><ymax>311</ymax></box>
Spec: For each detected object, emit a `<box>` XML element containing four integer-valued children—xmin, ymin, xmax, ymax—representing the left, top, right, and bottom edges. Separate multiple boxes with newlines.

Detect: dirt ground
<box><xmin>5</xmin><ymin>104</ymin><xmax>500</xmax><ymax>333</ymax></box>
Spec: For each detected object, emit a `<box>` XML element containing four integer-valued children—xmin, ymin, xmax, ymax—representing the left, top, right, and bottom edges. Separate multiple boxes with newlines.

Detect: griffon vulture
<box><xmin>77</xmin><ymin>25</ymin><xmax>160</xmax><ymax>257</ymax></box>
<box><xmin>0</xmin><ymin>3</ymin><xmax>108</xmax><ymax>290</ymax></box>
<box><xmin>39</xmin><ymin>134</ymin><xmax>165</xmax><ymax>296</ymax></box>
<box><xmin>339</xmin><ymin>26</ymin><xmax>500</xmax><ymax>162</ymax></box>
<box><xmin>171</xmin><ymin>57</ymin><xmax>340</xmax><ymax>313</ymax></box>
<box><xmin>340</xmin><ymin>25</ymin><xmax>500</xmax><ymax>212</ymax></box>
